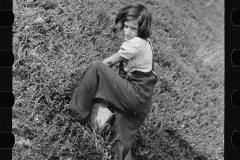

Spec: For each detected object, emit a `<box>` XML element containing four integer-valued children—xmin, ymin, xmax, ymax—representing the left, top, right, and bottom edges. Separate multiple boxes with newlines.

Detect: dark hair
<box><xmin>113</xmin><ymin>4</ymin><xmax>152</xmax><ymax>39</ymax></box>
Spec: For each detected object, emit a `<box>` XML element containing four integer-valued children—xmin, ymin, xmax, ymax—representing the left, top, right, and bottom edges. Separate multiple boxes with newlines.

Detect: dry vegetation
<box><xmin>13</xmin><ymin>0</ymin><xmax>224</xmax><ymax>159</ymax></box>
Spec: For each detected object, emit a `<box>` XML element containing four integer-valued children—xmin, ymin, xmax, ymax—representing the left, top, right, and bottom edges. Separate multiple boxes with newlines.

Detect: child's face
<box><xmin>123</xmin><ymin>19</ymin><xmax>138</xmax><ymax>40</ymax></box>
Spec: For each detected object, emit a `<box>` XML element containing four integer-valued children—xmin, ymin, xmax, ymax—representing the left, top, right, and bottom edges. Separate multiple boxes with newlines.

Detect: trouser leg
<box><xmin>112</xmin><ymin>113</ymin><xmax>146</xmax><ymax>160</ymax></box>
<box><xmin>66</xmin><ymin>60</ymin><xmax>133</xmax><ymax>122</ymax></box>
<box><xmin>65</xmin><ymin>61</ymin><xmax>100</xmax><ymax>121</ymax></box>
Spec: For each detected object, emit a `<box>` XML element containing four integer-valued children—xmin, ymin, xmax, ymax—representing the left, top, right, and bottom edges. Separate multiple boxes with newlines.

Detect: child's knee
<box><xmin>91</xmin><ymin>60</ymin><xmax>102</xmax><ymax>68</ymax></box>
<box><xmin>90</xmin><ymin>60</ymin><xmax>105</xmax><ymax>70</ymax></box>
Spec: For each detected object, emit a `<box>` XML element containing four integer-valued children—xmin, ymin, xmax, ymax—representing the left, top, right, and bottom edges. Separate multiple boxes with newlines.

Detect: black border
<box><xmin>225</xmin><ymin>0</ymin><xmax>240</xmax><ymax>159</ymax></box>
<box><xmin>0</xmin><ymin>0</ymin><xmax>14</xmax><ymax>160</ymax></box>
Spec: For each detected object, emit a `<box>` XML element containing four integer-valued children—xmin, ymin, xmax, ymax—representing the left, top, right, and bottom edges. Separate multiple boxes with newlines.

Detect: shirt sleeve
<box><xmin>118</xmin><ymin>37</ymin><xmax>143</xmax><ymax>60</ymax></box>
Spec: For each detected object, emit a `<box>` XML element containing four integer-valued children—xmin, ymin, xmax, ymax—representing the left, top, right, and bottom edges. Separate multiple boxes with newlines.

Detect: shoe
<box><xmin>97</xmin><ymin>113</ymin><xmax>115</xmax><ymax>134</ymax></box>
<box><xmin>90</xmin><ymin>102</ymin><xmax>115</xmax><ymax>133</ymax></box>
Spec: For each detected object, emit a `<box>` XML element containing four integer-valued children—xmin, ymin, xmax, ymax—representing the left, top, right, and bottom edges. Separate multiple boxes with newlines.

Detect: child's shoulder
<box><xmin>126</xmin><ymin>37</ymin><xmax>146</xmax><ymax>47</ymax></box>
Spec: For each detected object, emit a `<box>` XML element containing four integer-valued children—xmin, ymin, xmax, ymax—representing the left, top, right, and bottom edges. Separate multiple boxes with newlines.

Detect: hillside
<box><xmin>12</xmin><ymin>0</ymin><xmax>224</xmax><ymax>159</ymax></box>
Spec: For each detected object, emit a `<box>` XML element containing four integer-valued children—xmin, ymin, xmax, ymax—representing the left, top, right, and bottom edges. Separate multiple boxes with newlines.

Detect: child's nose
<box><xmin>125</xmin><ymin>28</ymin><xmax>131</xmax><ymax>34</ymax></box>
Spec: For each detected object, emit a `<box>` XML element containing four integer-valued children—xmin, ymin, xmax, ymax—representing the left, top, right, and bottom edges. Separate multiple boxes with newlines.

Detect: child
<box><xmin>65</xmin><ymin>3</ymin><xmax>158</xmax><ymax>160</ymax></box>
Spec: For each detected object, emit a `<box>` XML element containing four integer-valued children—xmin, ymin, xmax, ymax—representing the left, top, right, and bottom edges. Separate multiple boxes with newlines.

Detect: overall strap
<box><xmin>147</xmin><ymin>38</ymin><xmax>155</xmax><ymax>71</ymax></box>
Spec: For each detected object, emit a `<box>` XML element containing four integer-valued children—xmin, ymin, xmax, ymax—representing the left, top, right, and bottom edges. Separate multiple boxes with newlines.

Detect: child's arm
<box><xmin>102</xmin><ymin>52</ymin><xmax>125</xmax><ymax>68</ymax></box>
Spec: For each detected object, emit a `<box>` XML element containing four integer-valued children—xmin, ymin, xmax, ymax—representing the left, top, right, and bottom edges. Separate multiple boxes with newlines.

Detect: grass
<box><xmin>13</xmin><ymin>0</ymin><xmax>224</xmax><ymax>159</ymax></box>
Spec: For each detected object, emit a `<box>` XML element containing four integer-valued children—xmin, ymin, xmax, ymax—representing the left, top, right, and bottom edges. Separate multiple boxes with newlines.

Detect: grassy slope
<box><xmin>13</xmin><ymin>0</ymin><xmax>224</xmax><ymax>159</ymax></box>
